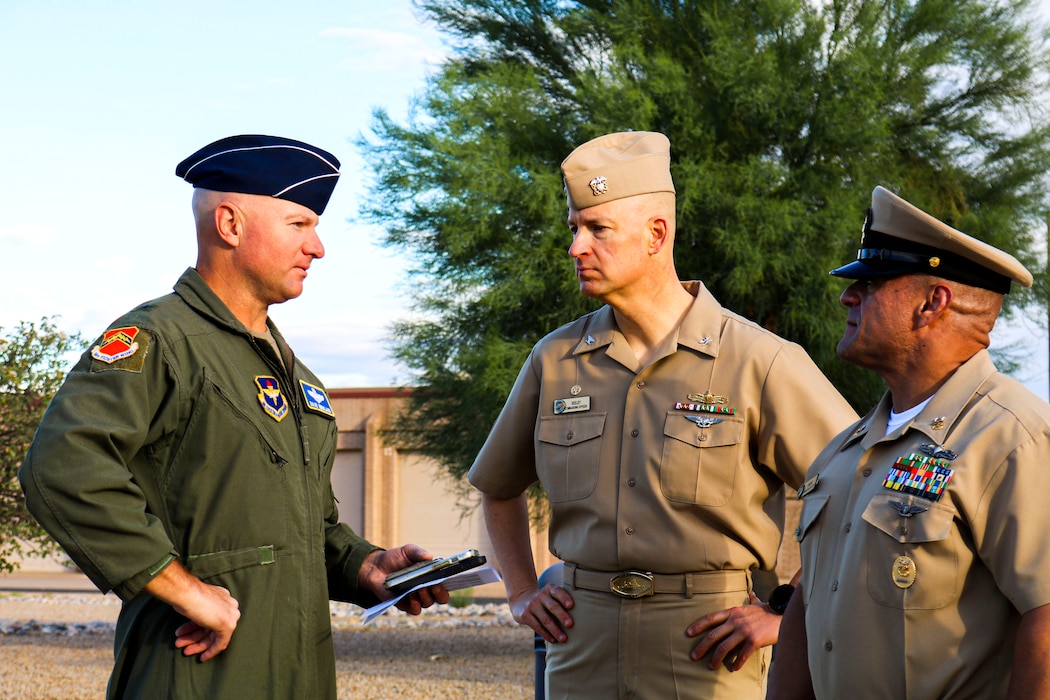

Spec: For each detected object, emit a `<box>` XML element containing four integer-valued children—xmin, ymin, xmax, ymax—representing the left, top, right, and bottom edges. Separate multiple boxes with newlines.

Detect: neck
<box><xmin>608</xmin><ymin>278</ymin><xmax>694</xmax><ymax>368</ymax></box>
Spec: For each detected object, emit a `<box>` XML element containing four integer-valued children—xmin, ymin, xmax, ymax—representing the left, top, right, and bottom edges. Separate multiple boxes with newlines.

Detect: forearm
<box><xmin>767</xmin><ymin>583</ymin><xmax>816</xmax><ymax>700</ymax></box>
<box><xmin>1007</xmin><ymin>604</ymin><xmax>1050</xmax><ymax>698</ymax></box>
<box><xmin>481</xmin><ymin>492</ymin><xmax>539</xmax><ymax>598</ymax></box>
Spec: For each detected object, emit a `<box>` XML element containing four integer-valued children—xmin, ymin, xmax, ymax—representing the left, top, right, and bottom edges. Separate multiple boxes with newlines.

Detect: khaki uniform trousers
<box><xmin>546</xmin><ymin>566</ymin><xmax>770</xmax><ymax>700</ymax></box>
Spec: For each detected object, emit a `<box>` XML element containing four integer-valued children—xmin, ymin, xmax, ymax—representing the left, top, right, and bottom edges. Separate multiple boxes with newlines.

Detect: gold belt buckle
<box><xmin>609</xmin><ymin>571</ymin><xmax>654</xmax><ymax>598</ymax></box>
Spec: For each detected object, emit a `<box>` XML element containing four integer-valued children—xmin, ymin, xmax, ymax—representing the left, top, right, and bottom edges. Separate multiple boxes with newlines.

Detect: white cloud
<box><xmin>322</xmin><ymin>26</ymin><xmax>445</xmax><ymax>72</ymax></box>
<box><xmin>0</xmin><ymin>224</ymin><xmax>57</xmax><ymax>249</ymax></box>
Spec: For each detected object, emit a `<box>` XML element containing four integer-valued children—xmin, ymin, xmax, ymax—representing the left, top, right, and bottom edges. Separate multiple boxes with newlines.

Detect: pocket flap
<box><xmin>538</xmin><ymin>414</ymin><xmax>606</xmax><ymax>447</ymax></box>
<box><xmin>796</xmin><ymin>493</ymin><xmax>829</xmax><ymax>542</ymax></box>
<box><xmin>862</xmin><ymin>492</ymin><xmax>955</xmax><ymax>543</ymax></box>
<box><xmin>663</xmin><ymin>413</ymin><xmax>743</xmax><ymax>448</ymax></box>
<box><xmin>185</xmin><ymin>545</ymin><xmax>278</xmax><ymax>580</ymax></box>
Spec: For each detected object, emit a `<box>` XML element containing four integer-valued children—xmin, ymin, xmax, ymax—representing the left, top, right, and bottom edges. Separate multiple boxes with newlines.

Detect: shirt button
<box><xmin>831</xmin><ymin>581</ymin><xmax>838</xmax><ymax>591</ymax></box>
<box><xmin>862</xmin><ymin>468</ymin><xmax>872</xmax><ymax>477</ymax></box>
<box><xmin>636</xmin><ymin>381</ymin><xmax>646</xmax><ymax>389</ymax></box>
<box><xmin>566</xmin><ymin>432</ymin><xmax>574</xmax><ymax>441</ymax></box>
<box><xmin>625</xmin><ymin>527</ymin><xmax>635</xmax><ymax>535</ymax></box>
<box><xmin>630</xmin><ymin>429</ymin><xmax>639</xmax><ymax>437</ymax></box>
<box><xmin>698</xmin><ymin>434</ymin><xmax>708</xmax><ymax>442</ymax></box>
<box><xmin>627</xmin><ymin>479</ymin><xmax>637</xmax><ymax>487</ymax></box>
<box><xmin>825</xmin><ymin>641</ymin><xmax>833</xmax><ymax>651</ymax></box>
<box><xmin>794</xmin><ymin>526</ymin><xmax>801</xmax><ymax>537</ymax></box>
<box><xmin>845</xmin><ymin>523</ymin><xmax>851</xmax><ymax>533</ymax></box>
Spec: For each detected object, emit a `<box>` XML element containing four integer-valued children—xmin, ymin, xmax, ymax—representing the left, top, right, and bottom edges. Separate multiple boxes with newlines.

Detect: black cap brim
<box><xmin>829</xmin><ymin>259</ymin><xmax>914</xmax><ymax>280</ymax></box>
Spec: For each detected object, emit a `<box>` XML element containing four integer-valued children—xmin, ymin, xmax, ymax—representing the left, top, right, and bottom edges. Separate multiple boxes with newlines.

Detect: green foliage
<box><xmin>0</xmin><ymin>318</ymin><xmax>84</xmax><ymax>572</ymax></box>
<box><xmin>363</xmin><ymin>0</ymin><xmax>1050</xmax><ymax>486</ymax></box>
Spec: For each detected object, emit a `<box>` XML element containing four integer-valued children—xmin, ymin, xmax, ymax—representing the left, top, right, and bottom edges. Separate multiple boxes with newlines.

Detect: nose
<box><xmin>568</xmin><ymin>231</ymin><xmax>588</xmax><ymax>259</ymax></box>
<box><xmin>839</xmin><ymin>281</ymin><xmax>862</xmax><ymax>307</ymax></box>
<box><xmin>305</xmin><ymin>227</ymin><xmax>325</xmax><ymax>259</ymax></box>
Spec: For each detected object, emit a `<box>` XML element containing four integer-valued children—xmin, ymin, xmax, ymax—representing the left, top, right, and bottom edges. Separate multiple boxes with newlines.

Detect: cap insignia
<box><xmin>588</xmin><ymin>176</ymin><xmax>608</xmax><ymax>196</ymax></box>
<box><xmin>929</xmin><ymin>256</ymin><xmax>941</xmax><ymax>268</ymax></box>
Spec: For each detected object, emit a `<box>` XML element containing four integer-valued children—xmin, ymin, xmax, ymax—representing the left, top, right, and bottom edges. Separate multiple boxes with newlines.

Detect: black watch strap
<box><xmin>768</xmin><ymin>583</ymin><xmax>795</xmax><ymax>615</ymax></box>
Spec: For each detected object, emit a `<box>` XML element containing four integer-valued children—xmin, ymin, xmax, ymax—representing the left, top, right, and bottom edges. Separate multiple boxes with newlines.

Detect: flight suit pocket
<box><xmin>659</xmin><ymin>413</ymin><xmax>743</xmax><ymax>506</ymax></box>
<box><xmin>537</xmin><ymin>414</ymin><xmax>606</xmax><ymax>502</ymax></box>
<box><xmin>185</xmin><ymin>544</ymin><xmax>280</xmax><ymax>581</ymax></box>
<box><xmin>861</xmin><ymin>492</ymin><xmax>958</xmax><ymax>609</ymax></box>
<box><xmin>797</xmin><ymin>493</ymin><xmax>829</xmax><ymax>602</ymax></box>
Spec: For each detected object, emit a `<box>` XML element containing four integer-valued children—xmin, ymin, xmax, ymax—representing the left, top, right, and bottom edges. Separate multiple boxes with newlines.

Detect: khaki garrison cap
<box><xmin>831</xmin><ymin>186</ymin><xmax>1033</xmax><ymax>294</ymax></box>
<box><xmin>561</xmin><ymin>131</ymin><xmax>675</xmax><ymax>210</ymax></box>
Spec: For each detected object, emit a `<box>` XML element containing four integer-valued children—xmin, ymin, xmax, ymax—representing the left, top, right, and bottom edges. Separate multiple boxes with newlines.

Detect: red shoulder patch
<box><xmin>90</xmin><ymin>326</ymin><xmax>141</xmax><ymax>364</ymax></box>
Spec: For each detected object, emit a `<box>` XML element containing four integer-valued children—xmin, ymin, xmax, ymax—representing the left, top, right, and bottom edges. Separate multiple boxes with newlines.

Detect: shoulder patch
<box><xmin>299</xmin><ymin>379</ymin><xmax>335</xmax><ymax>418</ymax></box>
<box><xmin>90</xmin><ymin>327</ymin><xmax>150</xmax><ymax>373</ymax></box>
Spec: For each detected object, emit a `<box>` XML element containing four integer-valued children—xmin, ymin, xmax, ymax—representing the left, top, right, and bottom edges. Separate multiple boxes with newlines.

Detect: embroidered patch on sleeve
<box><xmin>90</xmin><ymin>327</ymin><xmax>150</xmax><ymax>373</ymax></box>
<box><xmin>299</xmin><ymin>379</ymin><xmax>335</xmax><ymax>418</ymax></box>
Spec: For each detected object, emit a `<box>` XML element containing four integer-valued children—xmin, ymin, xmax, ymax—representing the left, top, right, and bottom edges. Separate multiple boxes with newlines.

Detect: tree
<box><xmin>361</xmin><ymin>0</ymin><xmax>1050</xmax><ymax>485</ymax></box>
<box><xmin>0</xmin><ymin>318</ymin><xmax>84</xmax><ymax>572</ymax></box>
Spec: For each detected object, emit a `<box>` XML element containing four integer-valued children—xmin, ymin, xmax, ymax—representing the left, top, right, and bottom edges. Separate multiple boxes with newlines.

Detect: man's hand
<box><xmin>686</xmin><ymin>591</ymin><xmax>781</xmax><ymax>670</ymax></box>
<box><xmin>509</xmin><ymin>582</ymin><xmax>575</xmax><ymax>644</ymax></box>
<box><xmin>144</xmin><ymin>560</ymin><xmax>241</xmax><ymax>662</ymax></box>
<box><xmin>358</xmin><ymin>545</ymin><xmax>450</xmax><ymax>615</ymax></box>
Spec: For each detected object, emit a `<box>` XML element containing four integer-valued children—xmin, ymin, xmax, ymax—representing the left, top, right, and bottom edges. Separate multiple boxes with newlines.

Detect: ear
<box><xmin>915</xmin><ymin>282</ymin><xmax>953</xmax><ymax>329</ymax></box>
<box><xmin>214</xmin><ymin>201</ymin><xmax>244</xmax><ymax>248</ymax></box>
<box><xmin>646</xmin><ymin>216</ymin><xmax>671</xmax><ymax>256</ymax></box>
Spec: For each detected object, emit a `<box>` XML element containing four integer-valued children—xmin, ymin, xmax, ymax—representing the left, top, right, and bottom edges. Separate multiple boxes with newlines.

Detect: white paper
<box><xmin>361</xmin><ymin>564</ymin><xmax>502</xmax><ymax>624</ymax></box>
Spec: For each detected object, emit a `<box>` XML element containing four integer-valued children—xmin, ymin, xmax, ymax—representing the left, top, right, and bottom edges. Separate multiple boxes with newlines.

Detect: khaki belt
<box><xmin>564</xmin><ymin>563</ymin><xmax>750</xmax><ymax>599</ymax></box>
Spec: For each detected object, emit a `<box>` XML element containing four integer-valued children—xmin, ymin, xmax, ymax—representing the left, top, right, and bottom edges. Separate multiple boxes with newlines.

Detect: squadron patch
<box><xmin>255</xmin><ymin>376</ymin><xmax>288</xmax><ymax>422</ymax></box>
<box><xmin>91</xmin><ymin>327</ymin><xmax>141</xmax><ymax>364</ymax></box>
<box><xmin>299</xmin><ymin>379</ymin><xmax>335</xmax><ymax>418</ymax></box>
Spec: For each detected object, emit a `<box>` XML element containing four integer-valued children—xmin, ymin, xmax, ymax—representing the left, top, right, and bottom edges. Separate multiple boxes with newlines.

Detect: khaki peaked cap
<box><xmin>831</xmin><ymin>186</ymin><xmax>1033</xmax><ymax>294</ymax></box>
<box><xmin>561</xmin><ymin>131</ymin><xmax>675</xmax><ymax>210</ymax></box>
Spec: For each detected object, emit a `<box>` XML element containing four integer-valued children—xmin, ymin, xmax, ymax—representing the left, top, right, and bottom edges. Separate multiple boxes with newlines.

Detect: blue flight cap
<box><xmin>175</xmin><ymin>135</ymin><xmax>341</xmax><ymax>215</ymax></box>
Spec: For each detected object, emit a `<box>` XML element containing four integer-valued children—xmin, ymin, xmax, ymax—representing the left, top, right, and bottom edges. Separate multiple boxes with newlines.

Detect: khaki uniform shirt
<box><xmin>469</xmin><ymin>282</ymin><xmax>855</xmax><ymax>574</ymax></box>
<box><xmin>798</xmin><ymin>350</ymin><xmax>1050</xmax><ymax>698</ymax></box>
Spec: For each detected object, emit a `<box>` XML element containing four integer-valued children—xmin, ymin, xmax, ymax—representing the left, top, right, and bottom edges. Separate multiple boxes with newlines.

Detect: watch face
<box><xmin>768</xmin><ymin>584</ymin><xmax>795</xmax><ymax>614</ymax></box>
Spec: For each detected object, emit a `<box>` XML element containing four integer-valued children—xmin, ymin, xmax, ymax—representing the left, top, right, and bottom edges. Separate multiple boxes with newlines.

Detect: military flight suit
<box><xmin>20</xmin><ymin>268</ymin><xmax>381</xmax><ymax>699</ymax></box>
<box><xmin>797</xmin><ymin>350</ymin><xmax>1050</xmax><ymax>698</ymax></box>
<box><xmin>468</xmin><ymin>281</ymin><xmax>856</xmax><ymax>699</ymax></box>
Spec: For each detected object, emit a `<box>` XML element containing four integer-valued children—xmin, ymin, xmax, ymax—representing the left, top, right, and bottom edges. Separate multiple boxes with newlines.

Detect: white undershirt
<box><xmin>885</xmin><ymin>396</ymin><xmax>933</xmax><ymax>436</ymax></box>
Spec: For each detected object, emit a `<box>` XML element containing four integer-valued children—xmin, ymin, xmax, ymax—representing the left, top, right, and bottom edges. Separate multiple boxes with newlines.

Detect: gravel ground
<box><xmin>0</xmin><ymin>592</ymin><xmax>537</xmax><ymax>700</ymax></box>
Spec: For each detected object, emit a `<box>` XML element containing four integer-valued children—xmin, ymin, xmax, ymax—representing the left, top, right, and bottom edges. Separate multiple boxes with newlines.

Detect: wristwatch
<box><xmin>767</xmin><ymin>584</ymin><xmax>795</xmax><ymax>615</ymax></box>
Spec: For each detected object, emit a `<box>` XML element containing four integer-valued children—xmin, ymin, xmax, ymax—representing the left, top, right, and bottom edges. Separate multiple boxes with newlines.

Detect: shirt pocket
<box><xmin>537</xmin><ymin>413</ymin><xmax>606</xmax><ymax>502</ymax></box>
<box><xmin>659</xmin><ymin>412</ymin><xmax>743</xmax><ymax>506</ymax></box>
<box><xmin>861</xmin><ymin>492</ymin><xmax>958</xmax><ymax>609</ymax></box>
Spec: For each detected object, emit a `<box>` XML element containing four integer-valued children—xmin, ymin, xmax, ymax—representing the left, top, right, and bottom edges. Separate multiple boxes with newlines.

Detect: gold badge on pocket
<box><xmin>892</xmin><ymin>555</ymin><xmax>917</xmax><ymax>588</ymax></box>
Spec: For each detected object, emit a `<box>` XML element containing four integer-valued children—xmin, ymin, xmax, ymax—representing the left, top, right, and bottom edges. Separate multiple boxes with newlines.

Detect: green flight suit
<box><xmin>20</xmin><ymin>268</ymin><xmax>381</xmax><ymax>699</ymax></box>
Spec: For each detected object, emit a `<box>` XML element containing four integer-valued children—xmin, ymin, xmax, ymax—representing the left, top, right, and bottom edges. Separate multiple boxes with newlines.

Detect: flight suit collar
<box><xmin>174</xmin><ymin>267</ymin><xmax>249</xmax><ymax>335</ymax></box>
<box><xmin>845</xmin><ymin>349</ymin><xmax>998</xmax><ymax>451</ymax></box>
<box><xmin>569</xmin><ymin>280</ymin><xmax>724</xmax><ymax>361</ymax></box>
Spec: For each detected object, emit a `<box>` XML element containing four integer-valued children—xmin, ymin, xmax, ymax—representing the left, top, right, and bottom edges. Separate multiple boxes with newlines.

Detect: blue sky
<box><xmin>0</xmin><ymin>1</ymin><xmax>445</xmax><ymax>387</ymax></box>
<box><xmin>1</xmin><ymin>1</ymin><xmax>1048</xmax><ymax>398</ymax></box>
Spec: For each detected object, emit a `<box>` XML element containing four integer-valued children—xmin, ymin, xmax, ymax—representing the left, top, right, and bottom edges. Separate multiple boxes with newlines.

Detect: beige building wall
<box><xmin>328</xmin><ymin>388</ymin><xmax>555</xmax><ymax>600</ymax></box>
